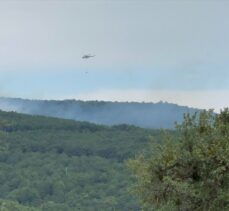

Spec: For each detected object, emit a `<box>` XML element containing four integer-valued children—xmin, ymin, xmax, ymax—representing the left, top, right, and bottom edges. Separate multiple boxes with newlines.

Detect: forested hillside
<box><xmin>0</xmin><ymin>97</ymin><xmax>198</xmax><ymax>128</ymax></box>
<box><xmin>0</xmin><ymin>110</ymin><xmax>162</xmax><ymax>210</ymax></box>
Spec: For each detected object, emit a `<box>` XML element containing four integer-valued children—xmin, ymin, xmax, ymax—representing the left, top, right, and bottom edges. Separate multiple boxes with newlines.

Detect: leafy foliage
<box><xmin>128</xmin><ymin>109</ymin><xmax>229</xmax><ymax>211</ymax></box>
<box><xmin>0</xmin><ymin>199</ymin><xmax>40</xmax><ymax>211</ymax></box>
<box><xmin>0</xmin><ymin>110</ymin><xmax>159</xmax><ymax>210</ymax></box>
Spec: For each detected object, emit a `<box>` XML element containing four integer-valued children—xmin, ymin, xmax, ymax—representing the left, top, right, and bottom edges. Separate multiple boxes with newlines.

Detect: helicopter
<box><xmin>82</xmin><ymin>54</ymin><xmax>95</xmax><ymax>59</ymax></box>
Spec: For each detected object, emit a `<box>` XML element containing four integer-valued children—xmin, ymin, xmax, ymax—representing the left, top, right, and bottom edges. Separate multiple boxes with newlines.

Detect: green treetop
<box><xmin>128</xmin><ymin>109</ymin><xmax>229</xmax><ymax>211</ymax></box>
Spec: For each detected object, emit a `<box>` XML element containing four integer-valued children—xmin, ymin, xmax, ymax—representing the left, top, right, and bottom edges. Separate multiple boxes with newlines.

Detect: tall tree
<box><xmin>128</xmin><ymin>109</ymin><xmax>229</xmax><ymax>211</ymax></box>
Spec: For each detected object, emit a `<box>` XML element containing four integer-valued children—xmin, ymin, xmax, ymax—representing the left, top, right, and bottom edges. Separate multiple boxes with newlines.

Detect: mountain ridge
<box><xmin>0</xmin><ymin>97</ymin><xmax>199</xmax><ymax>129</ymax></box>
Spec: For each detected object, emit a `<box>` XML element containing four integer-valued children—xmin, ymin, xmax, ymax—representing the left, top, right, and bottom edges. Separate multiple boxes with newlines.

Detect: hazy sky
<box><xmin>0</xmin><ymin>0</ymin><xmax>229</xmax><ymax>111</ymax></box>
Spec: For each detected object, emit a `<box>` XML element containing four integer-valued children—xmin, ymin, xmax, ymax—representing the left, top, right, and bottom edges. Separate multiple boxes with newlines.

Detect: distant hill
<box><xmin>0</xmin><ymin>97</ymin><xmax>198</xmax><ymax>128</ymax></box>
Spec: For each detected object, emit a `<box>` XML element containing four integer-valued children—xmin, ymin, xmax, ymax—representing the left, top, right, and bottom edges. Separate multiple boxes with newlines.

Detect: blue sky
<box><xmin>0</xmin><ymin>0</ymin><xmax>229</xmax><ymax>111</ymax></box>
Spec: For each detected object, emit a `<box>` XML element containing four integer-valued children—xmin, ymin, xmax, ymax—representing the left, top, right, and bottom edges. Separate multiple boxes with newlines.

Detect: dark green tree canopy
<box><xmin>128</xmin><ymin>109</ymin><xmax>229</xmax><ymax>211</ymax></box>
<box><xmin>0</xmin><ymin>110</ymin><xmax>157</xmax><ymax>210</ymax></box>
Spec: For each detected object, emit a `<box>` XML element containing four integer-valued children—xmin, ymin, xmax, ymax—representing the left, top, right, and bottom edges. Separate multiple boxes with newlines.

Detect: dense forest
<box><xmin>0</xmin><ymin>97</ymin><xmax>198</xmax><ymax>128</ymax></box>
<box><xmin>0</xmin><ymin>110</ymin><xmax>163</xmax><ymax>210</ymax></box>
